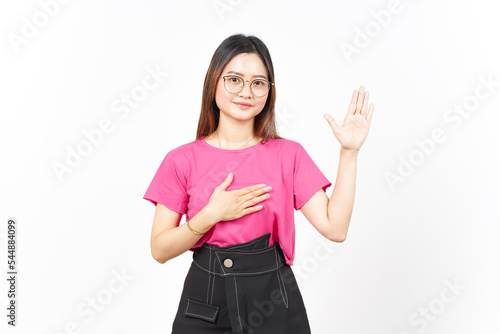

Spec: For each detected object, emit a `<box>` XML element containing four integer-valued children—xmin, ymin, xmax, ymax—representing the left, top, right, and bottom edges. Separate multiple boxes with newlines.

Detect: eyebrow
<box><xmin>226</xmin><ymin>71</ymin><xmax>268</xmax><ymax>80</ymax></box>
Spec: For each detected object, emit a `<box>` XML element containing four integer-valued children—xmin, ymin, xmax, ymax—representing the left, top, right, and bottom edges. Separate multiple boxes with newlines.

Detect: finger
<box><xmin>253</xmin><ymin>185</ymin><xmax>271</xmax><ymax>197</ymax></box>
<box><xmin>218</xmin><ymin>172</ymin><xmax>233</xmax><ymax>191</ymax></box>
<box><xmin>324</xmin><ymin>113</ymin><xmax>340</xmax><ymax>133</ymax></box>
<box><xmin>242</xmin><ymin>205</ymin><xmax>264</xmax><ymax>216</ymax></box>
<box><xmin>361</xmin><ymin>91</ymin><xmax>369</xmax><ymax>116</ymax></box>
<box><xmin>348</xmin><ymin>90</ymin><xmax>358</xmax><ymax>115</ymax></box>
<box><xmin>366</xmin><ymin>103</ymin><xmax>375</xmax><ymax>124</ymax></box>
<box><xmin>355</xmin><ymin>86</ymin><xmax>365</xmax><ymax>114</ymax></box>
<box><xmin>253</xmin><ymin>192</ymin><xmax>271</xmax><ymax>204</ymax></box>
<box><xmin>239</xmin><ymin>183</ymin><xmax>268</xmax><ymax>195</ymax></box>
<box><xmin>242</xmin><ymin>190</ymin><xmax>269</xmax><ymax>209</ymax></box>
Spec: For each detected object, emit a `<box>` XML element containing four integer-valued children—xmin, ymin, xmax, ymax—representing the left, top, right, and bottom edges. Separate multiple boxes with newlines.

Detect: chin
<box><xmin>227</xmin><ymin>108</ymin><xmax>255</xmax><ymax>118</ymax></box>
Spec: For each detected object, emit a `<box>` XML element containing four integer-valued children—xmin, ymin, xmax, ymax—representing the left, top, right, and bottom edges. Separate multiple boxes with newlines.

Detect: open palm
<box><xmin>323</xmin><ymin>86</ymin><xmax>374</xmax><ymax>152</ymax></box>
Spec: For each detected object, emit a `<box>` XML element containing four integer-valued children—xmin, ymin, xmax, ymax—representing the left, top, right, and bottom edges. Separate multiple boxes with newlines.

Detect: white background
<box><xmin>1</xmin><ymin>0</ymin><xmax>499</xmax><ymax>333</ymax></box>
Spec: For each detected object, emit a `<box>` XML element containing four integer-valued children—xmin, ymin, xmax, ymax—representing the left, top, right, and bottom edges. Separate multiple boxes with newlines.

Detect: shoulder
<box><xmin>263</xmin><ymin>138</ymin><xmax>305</xmax><ymax>157</ymax></box>
<box><xmin>167</xmin><ymin>140</ymin><xmax>195</xmax><ymax>156</ymax></box>
<box><xmin>165</xmin><ymin>137</ymin><xmax>204</xmax><ymax>157</ymax></box>
<box><xmin>160</xmin><ymin>139</ymin><xmax>200</xmax><ymax>169</ymax></box>
<box><xmin>258</xmin><ymin>138</ymin><xmax>308</xmax><ymax>166</ymax></box>
<box><xmin>262</xmin><ymin>137</ymin><xmax>302</xmax><ymax>150</ymax></box>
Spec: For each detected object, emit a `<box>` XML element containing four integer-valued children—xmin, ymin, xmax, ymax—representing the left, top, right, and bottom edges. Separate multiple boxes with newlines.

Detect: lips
<box><xmin>234</xmin><ymin>102</ymin><xmax>253</xmax><ymax>107</ymax></box>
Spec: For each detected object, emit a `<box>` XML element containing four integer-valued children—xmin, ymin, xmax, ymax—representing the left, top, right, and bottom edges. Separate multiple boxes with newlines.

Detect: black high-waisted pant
<box><xmin>171</xmin><ymin>233</ymin><xmax>311</xmax><ymax>334</ymax></box>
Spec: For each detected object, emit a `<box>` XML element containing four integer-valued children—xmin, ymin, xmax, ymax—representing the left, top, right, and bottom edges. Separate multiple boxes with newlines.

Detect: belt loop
<box><xmin>274</xmin><ymin>244</ymin><xmax>279</xmax><ymax>270</ymax></box>
<box><xmin>209</xmin><ymin>245</ymin><xmax>216</xmax><ymax>304</ymax></box>
<box><xmin>205</xmin><ymin>245</ymin><xmax>212</xmax><ymax>304</ymax></box>
<box><xmin>211</xmin><ymin>247</ymin><xmax>216</xmax><ymax>274</ymax></box>
<box><xmin>208</xmin><ymin>245</ymin><xmax>213</xmax><ymax>274</ymax></box>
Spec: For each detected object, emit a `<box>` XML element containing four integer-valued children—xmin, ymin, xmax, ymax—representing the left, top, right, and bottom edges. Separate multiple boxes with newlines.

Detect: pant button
<box><xmin>223</xmin><ymin>258</ymin><xmax>233</xmax><ymax>268</ymax></box>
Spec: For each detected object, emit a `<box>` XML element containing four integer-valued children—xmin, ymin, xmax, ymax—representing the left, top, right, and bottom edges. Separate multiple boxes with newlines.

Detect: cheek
<box><xmin>214</xmin><ymin>84</ymin><xmax>228</xmax><ymax>109</ymax></box>
<box><xmin>256</xmin><ymin>97</ymin><xmax>267</xmax><ymax>111</ymax></box>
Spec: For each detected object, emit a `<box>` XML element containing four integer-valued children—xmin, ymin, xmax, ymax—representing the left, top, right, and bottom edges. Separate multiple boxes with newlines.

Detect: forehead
<box><xmin>222</xmin><ymin>53</ymin><xmax>268</xmax><ymax>79</ymax></box>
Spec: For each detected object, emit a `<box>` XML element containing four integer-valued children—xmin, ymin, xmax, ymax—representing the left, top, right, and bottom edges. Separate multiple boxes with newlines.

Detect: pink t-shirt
<box><xmin>143</xmin><ymin>136</ymin><xmax>332</xmax><ymax>265</ymax></box>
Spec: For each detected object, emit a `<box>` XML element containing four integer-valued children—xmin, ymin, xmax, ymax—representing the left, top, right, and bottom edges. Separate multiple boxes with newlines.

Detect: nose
<box><xmin>238</xmin><ymin>80</ymin><xmax>253</xmax><ymax>97</ymax></box>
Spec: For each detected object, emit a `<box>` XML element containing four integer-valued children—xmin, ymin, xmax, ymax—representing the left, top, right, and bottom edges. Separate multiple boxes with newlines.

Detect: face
<box><xmin>215</xmin><ymin>52</ymin><xmax>270</xmax><ymax>122</ymax></box>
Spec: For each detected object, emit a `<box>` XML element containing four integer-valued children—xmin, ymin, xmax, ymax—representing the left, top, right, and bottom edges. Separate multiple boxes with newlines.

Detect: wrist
<box><xmin>340</xmin><ymin>147</ymin><xmax>359</xmax><ymax>156</ymax></box>
<box><xmin>197</xmin><ymin>207</ymin><xmax>219</xmax><ymax>230</ymax></box>
<box><xmin>186</xmin><ymin>220</ymin><xmax>205</xmax><ymax>235</ymax></box>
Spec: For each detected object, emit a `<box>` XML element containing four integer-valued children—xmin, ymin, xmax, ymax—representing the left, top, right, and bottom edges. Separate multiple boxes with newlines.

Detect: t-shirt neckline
<box><xmin>200</xmin><ymin>135</ymin><xmax>263</xmax><ymax>153</ymax></box>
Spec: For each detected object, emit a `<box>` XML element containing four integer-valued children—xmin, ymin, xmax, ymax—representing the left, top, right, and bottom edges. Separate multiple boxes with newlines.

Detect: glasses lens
<box><xmin>251</xmin><ymin>80</ymin><xmax>270</xmax><ymax>97</ymax></box>
<box><xmin>252</xmin><ymin>80</ymin><xmax>270</xmax><ymax>97</ymax></box>
<box><xmin>224</xmin><ymin>76</ymin><xmax>243</xmax><ymax>93</ymax></box>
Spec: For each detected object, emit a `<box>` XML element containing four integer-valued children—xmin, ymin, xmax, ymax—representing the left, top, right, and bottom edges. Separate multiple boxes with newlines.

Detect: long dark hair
<box><xmin>195</xmin><ymin>34</ymin><xmax>283</xmax><ymax>143</ymax></box>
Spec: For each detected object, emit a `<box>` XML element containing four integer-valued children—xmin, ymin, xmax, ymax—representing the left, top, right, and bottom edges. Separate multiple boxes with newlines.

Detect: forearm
<box><xmin>151</xmin><ymin>207</ymin><xmax>217</xmax><ymax>264</ymax></box>
<box><xmin>327</xmin><ymin>147</ymin><xmax>358</xmax><ymax>241</ymax></box>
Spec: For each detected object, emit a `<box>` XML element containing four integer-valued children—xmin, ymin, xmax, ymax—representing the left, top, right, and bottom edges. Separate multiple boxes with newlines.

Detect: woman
<box><xmin>143</xmin><ymin>33</ymin><xmax>374</xmax><ymax>334</ymax></box>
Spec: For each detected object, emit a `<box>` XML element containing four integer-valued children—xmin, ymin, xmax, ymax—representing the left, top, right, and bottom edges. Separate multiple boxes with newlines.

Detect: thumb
<box><xmin>323</xmin><ymin>113</ymin><xmax>340</xmax><ymax>133</ymax></box>
<box><xmin>219</xmin><ymin>172</ymin><xmax>233</xmax><ymax>191</ymax></box>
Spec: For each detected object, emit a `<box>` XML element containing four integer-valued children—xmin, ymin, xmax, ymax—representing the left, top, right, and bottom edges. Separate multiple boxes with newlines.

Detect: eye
<box><xmin>253</xmin><ymin>80</ymin><xmax>265</xmax><ymax>86</ymax></box>
<box><xmin>229</xmin><ymin>76</ymin><xmax>241</xmax><ymax>83</ymax></box>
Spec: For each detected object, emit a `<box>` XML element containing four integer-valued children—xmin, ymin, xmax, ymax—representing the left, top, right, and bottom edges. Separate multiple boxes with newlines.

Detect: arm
<box><xmin>301</xmin><ymin>85</ymin><xmax>374</xmax><ymax>242</ymax></box>
<box><xmin>300</xmin><ymin>147</ymin><xmax>358</xmax><ymax>242</ymax></box>
<box><xmin>150</xmin><ymin>204</ymin><xmax>217</xmax><ymax>264</ymax></box>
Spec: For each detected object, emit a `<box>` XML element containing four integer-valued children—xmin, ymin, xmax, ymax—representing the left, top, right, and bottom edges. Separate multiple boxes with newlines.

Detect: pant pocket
<box><xmin>183</xmin><ymin>298</ymin><xmax>220</xmax><ymax>323</ymax></box>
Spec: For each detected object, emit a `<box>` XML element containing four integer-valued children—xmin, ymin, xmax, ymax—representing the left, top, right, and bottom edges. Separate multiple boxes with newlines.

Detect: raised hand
<box><xmin>323</xmin><ymin>85</ymin><xmax>374</xmax><ymax>152</ymax></box>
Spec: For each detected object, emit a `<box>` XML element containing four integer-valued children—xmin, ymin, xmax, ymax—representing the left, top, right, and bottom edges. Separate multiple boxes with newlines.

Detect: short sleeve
<box><xmin>293</xmin><ymin>143</ymin><xmax>332</xmax><ymax>210</ymax></box>
<box><xmin>143</xmin><ymin>151</ymin><xmax>188</xmax><ymax>215</ymax></box>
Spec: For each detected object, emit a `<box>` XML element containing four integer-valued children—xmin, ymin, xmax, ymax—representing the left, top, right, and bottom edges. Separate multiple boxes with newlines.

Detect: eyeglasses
<box><xmin>222</xmin><ymin>75</ymin><xmax>274</xmax><ymax>97</ymax></box>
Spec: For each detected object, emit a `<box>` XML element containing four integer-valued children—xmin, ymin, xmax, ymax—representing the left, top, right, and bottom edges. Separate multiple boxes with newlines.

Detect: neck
<box><xmin>215</xmin><ymin>118</ymin><xmax>257</xmax><ymax>149</ymax></box>
<box><xmin>216</xmin><ymin>128</ymin><xmax>256</xmax><ymax>149</ymax></box>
